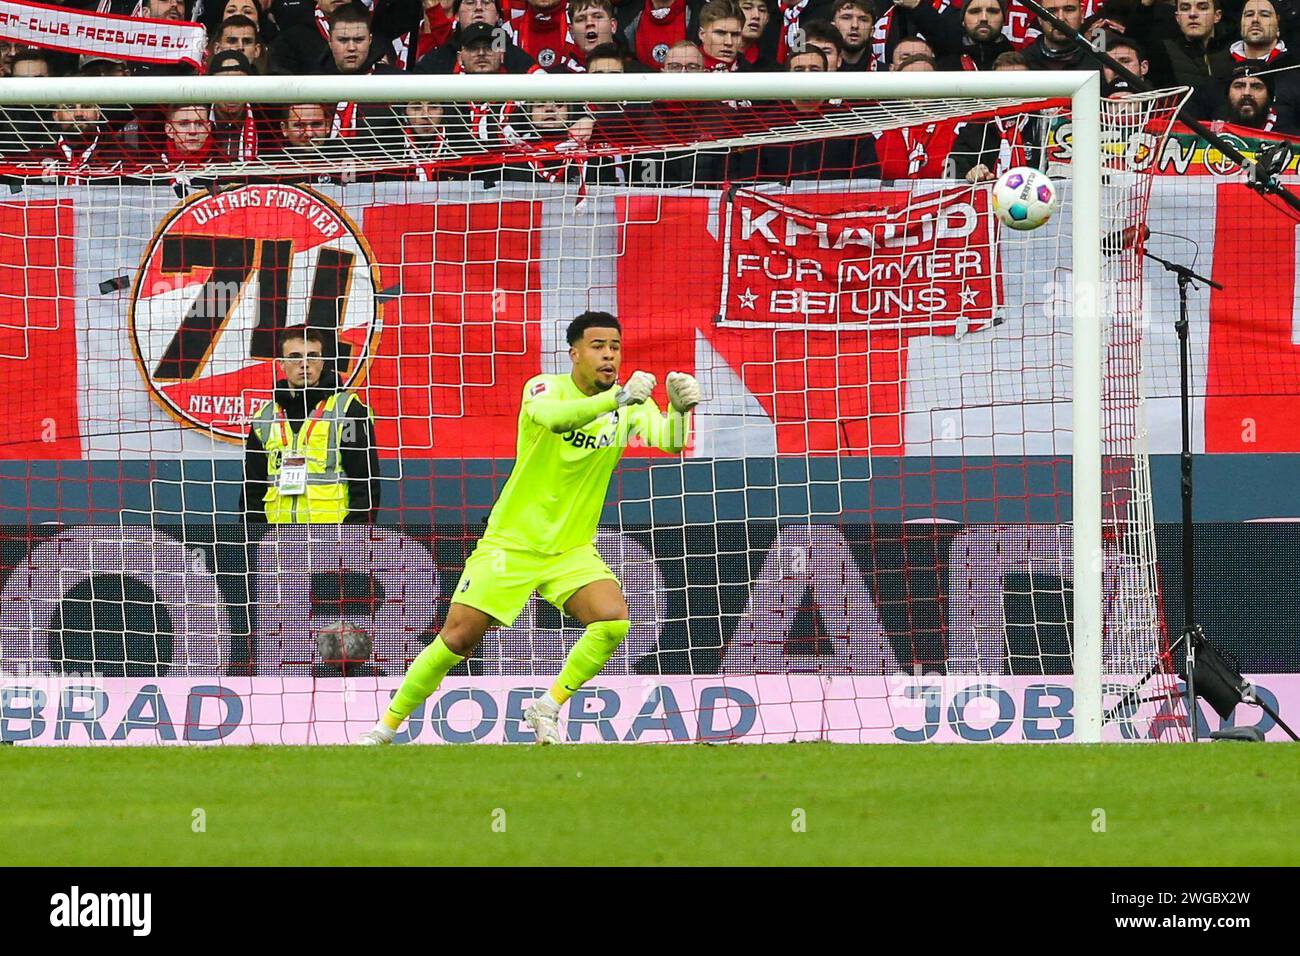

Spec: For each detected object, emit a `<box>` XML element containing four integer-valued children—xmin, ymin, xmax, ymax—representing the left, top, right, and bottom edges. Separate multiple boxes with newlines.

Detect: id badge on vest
<box><xmin>278</xmin><ymin>456</ymin><xmax>308</xmax><ymax>496</ymax></box>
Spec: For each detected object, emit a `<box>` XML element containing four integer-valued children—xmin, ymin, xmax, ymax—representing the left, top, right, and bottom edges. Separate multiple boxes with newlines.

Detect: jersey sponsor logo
<box><xmin>718</xmin><ymin>185</ymin><xmax>1000</xmax><ymax>336</ymax></box>
<box><xmin>562</xmin><ymin>428</ymin><xmax>614</xmax><ymax>450</ymax></box>
<box><xmin>128</xmin><ymin>184</ymin><xmax>382</xmax><ymax>442</ymax></box>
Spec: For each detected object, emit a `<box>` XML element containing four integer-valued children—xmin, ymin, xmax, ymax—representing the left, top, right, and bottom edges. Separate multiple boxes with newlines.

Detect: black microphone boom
<box><xmin>1014</xmin><ymin>0</ymin><xmax>1300</xmax><ymax>217</ymax></box>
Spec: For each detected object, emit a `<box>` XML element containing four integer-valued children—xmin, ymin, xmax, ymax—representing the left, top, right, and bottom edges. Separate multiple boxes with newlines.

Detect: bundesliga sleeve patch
<box><xmin>529</xmin><ymin>381</ymin><xmax>548</xmax><ymax>398</ymax></box>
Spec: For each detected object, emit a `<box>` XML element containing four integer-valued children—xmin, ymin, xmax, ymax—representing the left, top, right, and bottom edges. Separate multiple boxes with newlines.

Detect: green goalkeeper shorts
<box><xmin>450</xmin><ymin>537</ymin><xmax>619</xmax><ymax>627</ymax></box>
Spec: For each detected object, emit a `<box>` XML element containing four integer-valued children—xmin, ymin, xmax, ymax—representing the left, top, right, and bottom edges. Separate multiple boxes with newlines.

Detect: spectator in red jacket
<box><xmin>416</xmin><ymin>0</ymin><xmax>458</xmax><ymax>60</ymax></box>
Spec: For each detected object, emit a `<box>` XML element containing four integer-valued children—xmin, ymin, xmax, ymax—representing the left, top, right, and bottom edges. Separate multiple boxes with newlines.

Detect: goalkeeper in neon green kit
<box><xmin>357</xmin><ymin>311</ymin><xmax>699</xmax><ymax>745</ymax></box>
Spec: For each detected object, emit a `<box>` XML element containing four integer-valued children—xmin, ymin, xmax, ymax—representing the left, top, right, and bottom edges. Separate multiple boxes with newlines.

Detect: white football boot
<box><xmin>523</xmin><ymin>697</ymin><xmax>562</xmax><ymax>745</ymax></box>
<box><xmin>354</xmin><ymin>725</ymin><xmax>395</xmax><ymax>746</ymax></box>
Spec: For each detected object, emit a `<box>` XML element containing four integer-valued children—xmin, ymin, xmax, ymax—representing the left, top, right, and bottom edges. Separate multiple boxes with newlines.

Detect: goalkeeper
<box><xmin>357</xmin><ymin>311</ymin><xmax>699</xmax><ymax>745</ymax></box>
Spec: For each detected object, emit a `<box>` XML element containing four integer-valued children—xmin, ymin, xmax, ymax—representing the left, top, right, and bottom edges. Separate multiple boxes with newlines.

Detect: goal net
<box><xmin>0</xmin><ymin>72</ymin><xmax>1188</xmax><ymax>744</ymax></box>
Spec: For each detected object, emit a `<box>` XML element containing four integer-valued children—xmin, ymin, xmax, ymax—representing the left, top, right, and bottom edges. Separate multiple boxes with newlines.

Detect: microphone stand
<box><xmin>1143</xmin><ymin>250</ymin><xmax>1222</xmax><ymax>740</ymax></box>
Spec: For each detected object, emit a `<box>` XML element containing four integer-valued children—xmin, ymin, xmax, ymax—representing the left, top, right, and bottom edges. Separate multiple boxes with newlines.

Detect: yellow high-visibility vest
<box><xmin>251</xmin><ymin>391</ymin><xmax>359</xmax><ymax>524</ymax></box>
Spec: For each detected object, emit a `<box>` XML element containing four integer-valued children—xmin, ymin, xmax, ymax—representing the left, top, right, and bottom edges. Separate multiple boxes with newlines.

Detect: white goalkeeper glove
<box><xmin>666</xmin><ymin>371</ymin><xmax>701</xmax><ymax>412</ymax></box>
<box><xmin>617</xmin><ymin>370</ymin><xmax>656</xmax><ymax>406</ymax></box>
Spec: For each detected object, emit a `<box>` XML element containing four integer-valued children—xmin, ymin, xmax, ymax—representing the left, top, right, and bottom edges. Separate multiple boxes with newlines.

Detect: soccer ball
<box><xmin>991</xmin><ymin>167</ymin><xmax>1057</xmax><ymax>231</ymax></box>
<box><xmin>316</xmin><ymin>621</ymin><xmax>372</xmax><ymax>670</ymax></box>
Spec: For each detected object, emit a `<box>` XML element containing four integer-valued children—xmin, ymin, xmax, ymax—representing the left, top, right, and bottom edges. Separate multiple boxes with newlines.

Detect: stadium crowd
<box><xmin>0</xmin><ymin>0</ymin><xmax>1296</xmax><ymax>183</ymax></box>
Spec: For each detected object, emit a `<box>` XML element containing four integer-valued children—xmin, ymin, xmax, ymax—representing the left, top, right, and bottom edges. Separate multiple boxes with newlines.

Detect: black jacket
<box><xmin>948</xmin><ymin>114</ymin><xmax>1044</xmax><ymax>180</ymax></box>
<box><xmin>267</xmin><ymin>0</ymin><xmax>421</xmax><ymax>73</ymax></box>
<box><xmin>935</xmin><ymin>33</ymin><xmax>1015</xmax><ymax>72</ymax></box>
<box><xmin>414</xmin><ymin>34</ymin><xmax>540</xmax><ymax>74</ymax></box>
<box><xmin>240</xmin><ymin>369</ymin><xmax>380</xmax><ymax>524</ymax></box>
<box><xmin>268</xmin><ymin>23</ymin><xmax>330</xmax><ymax>75</ymax></box>
<box><xmin>1021</xmin><ymin>36</ymin><xmax>1095</xmax><ymax>71</ymax></box>
<box><xmin>1124</xmin><ymin>2</ymin><xmax>1234</xmax><ymax>90</ymax></box>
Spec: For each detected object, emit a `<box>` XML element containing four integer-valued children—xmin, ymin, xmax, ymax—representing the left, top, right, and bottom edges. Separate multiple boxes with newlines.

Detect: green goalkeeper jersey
<box><xmin>482</xmin><ymin>373</ymin><xmax>689</xmax><ymax>555</ymax></box>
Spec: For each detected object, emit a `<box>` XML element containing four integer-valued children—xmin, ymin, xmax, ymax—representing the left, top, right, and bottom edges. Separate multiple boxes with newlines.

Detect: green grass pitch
<box><xmin>5</xmin><ymin>743</ymin><xmax>1297</xmax><ymax>866</ymax></box>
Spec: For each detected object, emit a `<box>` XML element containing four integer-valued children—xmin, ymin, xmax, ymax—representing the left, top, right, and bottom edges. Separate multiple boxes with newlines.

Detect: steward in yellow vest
<box><xmin>240</xmin><ymin>327</ymin><xmax>380</xmax><ymax>524</ymax></box>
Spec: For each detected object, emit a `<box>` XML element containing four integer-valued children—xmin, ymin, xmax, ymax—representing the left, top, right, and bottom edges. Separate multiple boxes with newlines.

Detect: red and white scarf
<box><xmin>777</xmin><ymin>0</ymin><xmax>809</xmax><ymax>63</ymax></box>
<box><xmin>56</xmin><ymin>134</ymin><xmax>100</xmax><ymax>169</ymax></box>
<box><xmin>452</xmin><ymin>63</ymin><xmax>518</xmax><ymax>144</ymax></box>
<box><xmin>7</xmin><ymin>0</ymin><xmax>207</xmax><ymax>67</ymax></box>
<box><xmin>406</xmin><ymin>127</ymin><xmax>450</xmax><ymax>180</ymax></box>
<box><xmin>991</xmin><ymin>113</ymin><xmax>1028</xmax><ymax>174</ymax></box>
<box><xmin>875</xmin><ymin>120</ymin><xmax>960</xmax><ymax>179</ymax></box>
<box><xmin>635</xmin><ymin>0</ymin><xmax>687</xmax><ymax>69</ymax></box>
<box><xmin>1230</xmin><ymin>39</ymin><xmax>1288</xmax><ymax>62</ymax></box>
<box><xmin>211</xmin><ymin>106</ymin><xmax>259</xmax><ymax>161</ymax></box>
<box><xmin>160</xmin><ymin>139</ymin><xmax>217</xmax><ymax>168</ymax></box>
<box><xmin>516</xmin><ymin>2</ymin><xmax>578</xmax><ymax>71</ymax></box>
<box><xmin>332</xmin><ymin>102</ymin><xmax>360</xmax><ymax>138</ymax></box>
<box><xmin>702</xmin><ymin>50</ymin><xmax>738</xmax><ymax>71</ymax></box>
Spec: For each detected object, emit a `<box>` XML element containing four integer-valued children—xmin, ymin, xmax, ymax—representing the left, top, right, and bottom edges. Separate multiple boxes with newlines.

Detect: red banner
<box><xmin>1206</xmin><ymin>183</ymin><xmax>1300</xmax><ymax>452</ymax></box>
<box><xmin>361</xmin><ymin>200</ymin><xmax>543</xmax><ymax>459</ymax></box>
<box><xmin>0</xmin><ymin>200</ymin><xmax>80</xmax><ymax>460</ymax></box>
<box><xmin>718</xmin><ymin>186</ymin><xmax>999</xmax><ymax>337</ymax></box>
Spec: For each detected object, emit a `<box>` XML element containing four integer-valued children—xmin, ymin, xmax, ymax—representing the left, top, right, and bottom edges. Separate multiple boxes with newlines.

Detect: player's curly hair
<box><xmin>566</xmin><ymin>311</ymin><xmax>622</xmax><ymax>345</ymax></box>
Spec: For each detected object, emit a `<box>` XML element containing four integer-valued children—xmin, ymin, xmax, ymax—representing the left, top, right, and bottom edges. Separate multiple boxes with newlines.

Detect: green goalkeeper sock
<box><xmin>382</xmin><ymin>636</ymin><xmax>464</xmax><ymax>730</ymax></box>
<box><xmin>550</xmin><ymin>619</ymin><xmax>631</xmax><ymax>705</ymax></box>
